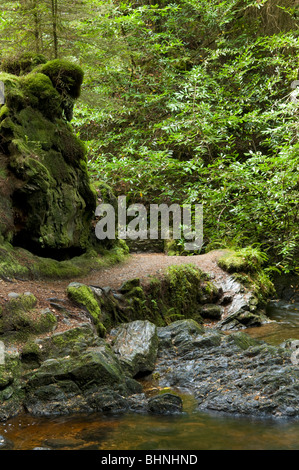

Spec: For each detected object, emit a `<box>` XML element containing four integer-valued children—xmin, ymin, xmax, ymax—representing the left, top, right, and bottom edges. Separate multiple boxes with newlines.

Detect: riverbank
<box><xmin>0</xmin><ymin>249</ymin><xmax>297</xmax><ymax>429</ymax></box>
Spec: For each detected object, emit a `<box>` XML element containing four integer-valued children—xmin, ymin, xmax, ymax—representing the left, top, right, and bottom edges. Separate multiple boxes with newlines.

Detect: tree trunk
<box><xmin>51</xmin><ymin>0</ymin><xmax>58</xmax><ymax>58</ymax></box>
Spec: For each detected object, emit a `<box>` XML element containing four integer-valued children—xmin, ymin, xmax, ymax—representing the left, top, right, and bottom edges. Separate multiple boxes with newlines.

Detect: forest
<box><xmin>0</xmin><ymin>0</ymin><xmax>298</xmax><ymax>452</ymax></box>
<box><xmin>0</xmin><ymin>0</ymin><xmax>297</xmax><ymax>274</ymax></box>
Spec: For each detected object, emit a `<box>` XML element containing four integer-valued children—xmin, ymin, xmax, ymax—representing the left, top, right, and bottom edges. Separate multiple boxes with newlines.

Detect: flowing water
<box><xmin>1</xmin><ymin>299</ymin><xmax>299</xmax><ymax>451</ymax></box>
<box><xmin>246</xmin><ymin>299</ymin><xmax>299</xmax><ymax>345</ymax></box>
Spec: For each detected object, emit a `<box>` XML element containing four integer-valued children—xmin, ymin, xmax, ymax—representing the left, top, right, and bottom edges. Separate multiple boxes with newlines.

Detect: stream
<box><xmin>1</xmin><ymin>299</ymin><xmax>299</xmax><ymax>451</ymax></box>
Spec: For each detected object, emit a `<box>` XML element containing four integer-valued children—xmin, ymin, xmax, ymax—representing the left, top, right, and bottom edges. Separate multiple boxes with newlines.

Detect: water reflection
<box><xmin>2</xmin><ymin>403</ymin><xmax>299</xmax><ymax>450</ymax></box>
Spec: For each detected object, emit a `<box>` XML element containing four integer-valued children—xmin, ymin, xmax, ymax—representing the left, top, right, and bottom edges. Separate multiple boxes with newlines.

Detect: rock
<box><xmin>216</xmin><ymin>305</ymin><xmax>269</xmax><ymax>330</ymax></box>
<box><xmin>111</xmin><ymin>320</ymin><xmax>158</xmax><ymax>377</ymax></box>
<box><xmin>147</xmin><ymin>393</ymin><xmax>183</xmax><ymax>414</ymax></box>
<box><xmin>157</xmin><ymin>319</ymin><xmax>205</xmax><ymax>355</ymax></box>
<box><xmin>7</xmin><ymin>292</ymin><xmax>20</xmax><ymax>299</ymax></box>
<box><xmin>200</xmin><ymin>304</ymin><xmax>223</xmax><ymax>319</ymax></box>
<box><xmin>23</xmin><ymin>338</ymin><xmax>142</xmax><ymax>416</ymax></box>
<box><xmin>0</xmin><ymin>434</ymin><xmax>14</xmax><ymax>450</ymax></box>
<box><xmin>152</xmin><ymin>325</ymin><xmax>299</xmax><ymax>419</ymax></box>
<box><xmin>67</xmin><ymin>283</ymin><xmax>106</xmax><ymax>337</ymax></box>
<box><xmin>0</xmin><ymin>60</ymin><xmax>96</xmax><ymax>259</ymax></box>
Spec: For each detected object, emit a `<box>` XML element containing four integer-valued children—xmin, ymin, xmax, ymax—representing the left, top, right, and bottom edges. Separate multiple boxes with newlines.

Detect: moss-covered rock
<box><xmin>217</xmin><ymin>247</ymin><xmax>275</xmax><ymax>313</ymax></box>
<box><xmin>0</xmin><ymin>352</ymin><xmax>24</xmax><ymax>421</ymax></box>
<box><xmin>31</xmin><ymin>323</ymin><xmax>98</xmax><ymax>361</ymax></box>
<box><xmin>39</xmin><ymin>59</ymin><xmax>84</xmax><ymax>121</ymax></box>
<box><xmin>22</xmin><ymin>338</ymin><xmax>143</xmax><ymax>416</ymax></box>
<box><xmin>1</xmin><ymin>52</ymin><xmax>47</xmax><ymax>76</ymax></box>
<box><xmin>0</xmin><ymin>293</ymin><xmax>57</xmax><ymax>338</ymax></box>
<box><xmin>217</xmin><ymin>247</ymin><xmax>267</xmax><ymax>274</ymax></box>
<box><xmin>67</xmin><ymin>283</ymin><xmax>106</xmax><ymax>337</ymax></box>
<box><xmin>0</xmin><ymin>241</ymin><xmax>128</xmax><ymax>282</ymax></box>
<box><xmin>0</xmin><ymin>59</ymin><xmax>97</xmax><ymax>261</ymax></box>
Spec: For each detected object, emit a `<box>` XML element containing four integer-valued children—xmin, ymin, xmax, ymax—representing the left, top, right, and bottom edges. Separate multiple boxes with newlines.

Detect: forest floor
<box><xmin>0</xmin><ymin>249</ymin><xmax>230</xmax><ymax>337</ymax></box>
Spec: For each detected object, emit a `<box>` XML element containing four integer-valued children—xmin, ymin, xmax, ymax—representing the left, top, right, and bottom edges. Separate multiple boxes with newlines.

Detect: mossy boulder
<box><xmin>39</xmin><ymin>59</ymin><xmax>84</xmax><ymax>100</ymax></box>
<box><xmin>1</xmin><ymin>52</ymin><xmax>47</xmax><ymax>76</ymax></box>
<box><xmin>67</xmin><ymin>283</ymin><xmax>106</xmax><ymax>337</ymax></box>
<box><xmin>22</xmin><ymin>339</ymin><xmax>142</xmax><ymax>416</ymax></box>
<box><xmin>0</xmin><ymin>293</ymin><xmax>57</xmax><ymax>336</ymax></box>
<box><xmin>0</xmin><ymin>352</ymin><xmax>24</xmax><ymax>421</ymax></box>
<box><xmin>32</xmin><ymin>323</ymin><xmax>98</xmax><ymax>361</ymax></box>
<box><xmin>0</xmin><ymin>59</ymin><xmax>97</xmax><ymax>261</ymax></box>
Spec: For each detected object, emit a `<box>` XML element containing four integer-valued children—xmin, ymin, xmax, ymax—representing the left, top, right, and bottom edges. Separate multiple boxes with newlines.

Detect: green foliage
<box><xmin>0</xmin><ymin>0</ymin><xmax>298</xmax><ymax>273</ymax></box>
<box><xmin>217</xmin><ymin>247</ymin><xmax>268</xmax><ymax>273</ymax></box>
<box><xmin>70</xmin><ymin>0</ymin><xmax>299</xmax><ymax>273</ymax></box>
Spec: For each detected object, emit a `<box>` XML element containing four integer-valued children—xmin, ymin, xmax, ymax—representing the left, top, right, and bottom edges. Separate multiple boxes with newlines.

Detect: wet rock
<box><xmin>157</xmin><ymin>319</ymin><xmax>205</xmax><ymax>356</ymax></box>
<box><xmin>216</xmin><ymin>306</ymin><xmax>269</xmax><ymax>330</ymax></box>
<box><xmin>200</xmin><ymin>304</ymin><xmax>223</xmax><ymax>320</ymax></box>
<box><xmin>147</xmin><ymin>393</ymin><xmax>183</xmax><ymax>414</ymax></box>
<box><xmin>0</xmin><ymin>434</ymin><xmax>14</xmax><ymax>450</ymax></box>
<box><xmin>153</xmin><ymin>323</ymin><xmax>299</xmax><ymax>419</ymax></box>
<box><xmin>22</xmin><ymin>338</ymin><xmax>142</xmax><ymax>416</ymax></box>
<box><xmin>111</xmin><ymin>320</ymin><xmax>158</xmax><ymax>377</ymax></box>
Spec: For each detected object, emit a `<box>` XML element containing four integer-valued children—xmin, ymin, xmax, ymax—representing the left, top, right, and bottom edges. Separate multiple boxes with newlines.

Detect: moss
<box><xmin>93</xmin><ymin>180</ymin><xmax>118</xmax><ymax>209</ymax></box>
<box><xmin>39</xmin><ymin>59</ymin><xmax>84</xmax><ymax>121</ymax></box>
<box><xmin>50</xmin><ymin>325</ymin><xmax>95</xmax><ymax>352</ymax></box>
<box><xmin>0</xmin><ymin>352</ymin><xmax>24</xmax><ymax>419</ymax></box>
<box><xmin>35</xmin><ymin>310</ymin><xmax>57</xmax><ymax>334</ymax></box>
<box><xmin>0</xmin><ymin>241</ymin><xmax>128</xmax><ymax>282</ymax></box>
<box><xmin>123</xmin><ymin>286</ymin><xmax>148</xmax><ymax>321</ymax></box>
<box><xmin>104</xmin><ymin>264</ymin><xmax>220</xmax><ymax>327</ymax></box>
<box><xmin>0</xmin><ymin>61</ymin><xmax>97</xmax><ymax>257</ymax></box>
<box><xmin>5</xmin><ymin>293</ymin><xmax>37</xmax><ymax>314</ymax></box>
<box><xmin>54</xmin><ymin>123</ymin><xmax>87</xmax><ymax>165</ymax></box>
<box><xmin>1</xmin><ymin>293</ymin><xmax>56</xmax><ymax>336</ymax></box>
<box><xmin>1</xmin><ymin>52</ymin><xmax>47</xmax><ymax>76</ymax></box>
<box><xmin>0</xmin><ymin>105</ymin><xmax>9</xmax><ymax>120</ymax></box>
<box><xmin>0</xmin><ymin>73</ymin><xmax>25</xmax><ymax>111</ymax></box>
<box><xmin>251</xmin><ymin>271</ymin><xmax>276</xmax><ymax>307</ymax></box>
<box><xmin>0</xmin><ymin>367</ymin><xmax>14</xmax><ymax>390</ymax></box>
<box><xmin>217</xmin><ymin>247</ymin><xmax>268</xmax><ymax>274</ymax></box>
<box><xmin>228</xmin><ymin>331</ymin><xmax>261</xmax><ymax>350</ymax></box>
<box><xmin>20</xmin><ymin>341</ymin><xmax>42</xmax><ymax>367</ymax></box>
<box><xmin>162</xmin><ymin>264</ymin><xmax>206</xmax><ymax>321</ymax></box>
<box><xmin>67</xmin><ymin>283</ymin><xmax>106</xmax><ymax>337</ymax></box>
<box><xmin>164</xmin><ymin>239</ymin><xmax>186</xmax><ymax>256</ymax></box>
<box><xmin>21</xmin><ymin>73</ymin><xmax>62</xmax><ymax>120</ymax></box>
<box><xmin>217</xmin><ymin>247</ymin><xmax>275</xmax><ymax>308</ymax></box>
<box><xmin>39</xmin><ymin>59</ymin><xmax>84</xmax><ymax>99</ymax></box>
<box><xmin>120</xmin><ymin>278</ymin><xmax>141</xmax><ymax>293</ymax></box>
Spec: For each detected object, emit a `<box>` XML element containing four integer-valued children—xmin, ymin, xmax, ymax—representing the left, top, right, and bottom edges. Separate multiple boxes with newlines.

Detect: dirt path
<box><xmin>0</xmin><ymin>249</ymin><xmax>230</xmax><ymax>319</ymax></box>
